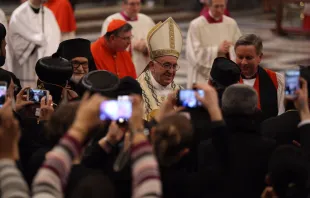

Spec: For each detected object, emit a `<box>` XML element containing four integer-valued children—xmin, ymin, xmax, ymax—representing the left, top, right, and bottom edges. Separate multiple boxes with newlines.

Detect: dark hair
<box><xmin>153</xmin><ymin>114</ymin><xmax>193</xmax><ymax>167</ymax></box>
<box><xmin>268</xmin><ymin>145</ymin><xmax>308</xmax><ymax>198</ymax></box>
<box><xmin>104</xmin><ymin>23</ymin><xmax>133</xmax><ymax>40</ymax></box>
<box><xmin>44</xmin><ymin>101</ymin><xmax>80</xmax><ymax>146</ymax></box>
<box><xmin>235</xmin><ymin>34</ymin><xmax>263</xmax><ymax>55</ymax></box>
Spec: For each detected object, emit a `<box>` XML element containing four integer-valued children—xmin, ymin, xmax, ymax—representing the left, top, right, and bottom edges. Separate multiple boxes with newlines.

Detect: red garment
<box><xmin>200</xmin><ymin>7</ymin><xmax>231</xmax><ymax>18</ymax></box>
<box><xmin>107</xmin><ymin>19</ymin><xmax>127</xmax><ymax>32</ymax></box>
<box><xmin>91</xmin><ymin>37</ymin><xmax>137</xmax><ymax>79</ymax></box>
<box><xmin>120</xmin><ymin>11</ymin><xmax>138</xmax><ymax>21</ymax></box>
<box><xmin>303</xmin><ymin>15</ymin><xmax>310</xmax><ymax>30</ymax></box>
<box><xmin>239</xmin><ymin>69</ymin><xmax>278</xmax><ymax>110</ymax></box>
<box><xmin>44</xmin><ymin>0</ymin><xmax>76</xmax><ymax>33</ymax></box>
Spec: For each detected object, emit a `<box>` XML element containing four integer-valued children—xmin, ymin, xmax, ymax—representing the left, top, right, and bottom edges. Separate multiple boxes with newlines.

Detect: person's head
<box><xmin>267</xmin><ymin>145</ymin><xmax>308</xmax><ymax>198</ymax></box>
<box><xmin>235</xmin><ymin>34</ymin><xmax>263</xmax><ymax>79</ymax></box>
<box><xmin>36</xmin><ymin>56</ymin><xmax>73</xmax><ymax>104</ymax></box>
<box><xmin>0</xmin><ymin>23</ymin><xmax>6</xmax><ymax>66</ymax></box>
<box><xmin>207</xmin><ymin>0</ymin><xmax>226</xmax><ymax>19</ymax></box>
<box><xmin>149</xmin><ymin>55</ymin><xmax>179</xmax><ymax>87</ymax></box>
<box><xmin>209</xmin><ymin>57</ymin><xmax>241</xmax><ymax>96</ymax></box>
<box><xmin>44</xmin><ymin>101</ymin><xmax>79</xmax><ymax>146</ymax></box>
<box><xmin>222</xmin><ymin>84</ymin><xmax>258</xmax><ymax>116</ymax></box>
<box><xmin>151</xmin><ymin>114</ymin><xmax>193</xmax><ymax>167</ymax></box>
<box><xmin>54</xmin><ymin>39</ymin><xmax>92</xmax><ymax>82</ymax></box>
<box><xmin>122</xmin><ymin>0</ymin><xmax>141</xmax><ymax>18</ymax></box>
<box><xmin>117</xmin><ymin>76</ymin><xmax>142</xmax><ymax>96</ymax></box>
<box><xmin>29</xmin><ymin>0</ymin><xmax>44</xmax><ymax>6</ymax></box>
<box><xmin>68</xmin><ymin>173</ymin><xmax>115</xmax><ymax>198</ymax></box>
<box><xmin>104</xmin><ymin>20</ymin><xmax>133</xmax><ymax>52</ymax></box>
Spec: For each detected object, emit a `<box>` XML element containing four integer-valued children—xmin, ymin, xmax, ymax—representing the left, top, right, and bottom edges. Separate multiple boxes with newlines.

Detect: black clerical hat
<box><xmin>79</xmin><ymin>70</ymin><xmax>120</xmax><ymax>98</ymax></box>
<box><xmin>117</xmin><ymin>76</ymin><xmax>142</xmax><ymax>96</ymax></box>
<box><xmin>53</xmin><ymin>38</ymin><xmax>92</xmax><ymax>61</ymax></box>
<box><xmin>210</xmin><ymin>57</ymin><xmax>241</xmax><ymax>87</ymax></box>
<box><xmin>36</xmin><ymin>56</ymin><xmax>73</xmax><ymax>86</ymax></box>
<box><xmin>0</xmin><ymin>23</ymin><xmax>6</xmax><ymax>41</ymax></box>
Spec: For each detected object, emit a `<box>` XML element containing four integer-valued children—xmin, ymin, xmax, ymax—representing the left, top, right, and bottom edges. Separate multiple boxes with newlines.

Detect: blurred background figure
<box><xmin>303</xmin><ymin>3</ymin><xmax>310</xmax><ymax>30</ymax></box>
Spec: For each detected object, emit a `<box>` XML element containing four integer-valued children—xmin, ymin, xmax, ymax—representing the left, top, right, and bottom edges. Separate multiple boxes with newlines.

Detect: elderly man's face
<box><xmin>150</xmin><ymin>56</ymin><xmax>178</xmax><ymax>86</ymax></box>
<box><xmin>123</xmin><ymin>0</ymin><xmax>141</xmax><ymax>18</ymax></box>
<box><xmin>210</xmin><ymin>0</ymin><xmax>226</xmax><ymax>19</ymax></box>
<box><xmin>71</xmin><ymin>57</ymin><xmax>89</xmax><ymax>82</ymax></box>
<box><xmin>235</xmin><ymin>45</ymin><xmax>262</xmax><ymax>78</ymax></box>
<box><xmin>111</xmin><ymin>30</ymin><xmax>132</xmax><ymax>52</ymax></box>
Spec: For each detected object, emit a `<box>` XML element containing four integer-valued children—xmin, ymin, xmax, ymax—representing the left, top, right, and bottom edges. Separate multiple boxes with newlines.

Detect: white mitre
<box><xmin>147</xmin><ymin>17</ymin><xmax>183</xmax><ymax>60</ymax></box>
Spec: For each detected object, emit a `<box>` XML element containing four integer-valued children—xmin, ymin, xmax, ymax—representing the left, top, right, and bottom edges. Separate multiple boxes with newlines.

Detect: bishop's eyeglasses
<box><xmin>153</xmin><ymin>60</ymin><xmax>180</xmax><ymax>71</ymax></box>
<box><xmin>71</xmin><ymin>60</ymin><xmax>88</xmax><ymax>69</ymax></box>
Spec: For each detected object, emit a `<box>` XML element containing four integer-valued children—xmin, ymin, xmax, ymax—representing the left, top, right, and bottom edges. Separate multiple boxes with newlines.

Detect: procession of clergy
<box><xmin>2</xmin><ymin>0</ymin><xmax>307</xmax><ymax>121</ymax></box>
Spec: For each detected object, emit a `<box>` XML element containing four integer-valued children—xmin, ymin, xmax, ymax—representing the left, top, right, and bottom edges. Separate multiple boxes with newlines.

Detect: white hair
<box><xmin>222</xmin><ymin>84</ymin><xmax>258</xmax><ymax>116</ymax></box>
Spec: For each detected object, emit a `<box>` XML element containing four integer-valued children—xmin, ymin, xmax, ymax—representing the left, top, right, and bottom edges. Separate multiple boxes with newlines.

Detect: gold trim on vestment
<box><xmin>151</xmin><ymin>49</ymin><xmax>180</xmax><ymax>59</ymax></box>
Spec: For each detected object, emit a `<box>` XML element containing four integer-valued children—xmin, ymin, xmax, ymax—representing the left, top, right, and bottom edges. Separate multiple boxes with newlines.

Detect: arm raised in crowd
<box><xmin>130</xmin><ymin>95</ymin><xmax>162</xmax><ymax>198</ymax></box>
<box><xmin>32</xmin><ymin>93</ymin><xmax>105</xmax><ymax>198</ymax></box>
<box><xmin>0</xmin><ymin>99</ymin><xmax>30</xmax><ymax>198</ymax></box>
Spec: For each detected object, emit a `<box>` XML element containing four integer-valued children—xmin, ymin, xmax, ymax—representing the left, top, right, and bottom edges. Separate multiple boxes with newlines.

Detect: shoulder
<box><xmin>11</xmin><ymin>2</ymin><xmax>27</xmax><ymax>17</ymax></box>
<box><xmin>189</xmin><ymin>16</ymin><xmax>206</xmax><ymax>27</ymax></box>
<box><xmin>223</xmin><ymin>16</ymin><xmax>238</xmax><ymax>25</ymax></box>
<box><xmin>0</xmin><ymin>8</ymin><xmax>5</xmax><ymax>17</ymax></box>
<box><xmin>44</xmin><ymin>6</ymin><xmax>57</xmax><ymax>17</ymax></box>
<box><xmin>105</xmin><ymin>13</ymin><xmax>123</xmax><ymax>21</ymax></box>
<box><xmin>137</xmin><ymin>13</ymin><xmax>154</xmax><ymax>22</ymax></box>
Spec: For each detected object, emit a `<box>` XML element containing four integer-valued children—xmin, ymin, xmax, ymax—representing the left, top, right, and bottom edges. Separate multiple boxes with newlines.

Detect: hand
<box><xmin>155</xmin><ymin>91</ymin><xmax>184</xmax><ymax>122</ymax></box>
<box><xmin>133</xmin><ymin>39</ymin><xmax>147</xmax><ymax>52</ymax></box>
<box><xmin>15</xmin><ymin>87</ymin><xmax>34</xmax><ymax>112</ymax></box>
<box><xmin>194</xmin><ymin>83</ymin><xmax>223</xmax><ymax>121</ymax></box>
<box><xmin>129</xmin><ymin>95</ymin><xmax>144</xmax><ymax>131</ymax></box>
<box><xmin>261</xmin><ymin>187</ymin><xmax>278</xmax><ymax>198</ymax></box>
<box><xmin>105</xmin><ymin>121</ymin><xmax>125</xmax><ymax>145</ymax></box>
<box><xmin>70</xmin><ymin>93</ymin><xmax>106</xmax><ymax>142</ymax></box>
<box><xmin>39</xmin><ymin>95</ymin><xmax>54</xmax><ymax>121</ymax></box>
<box><xmin>219</xmin><ymin>40</ymin><xmax>231</xmax><ymax>54</ymax></box>
<box><xmin>293</xmin><ymin>78</ymin><xmax>310</xmax><ymax>120</ymax></box>
<box><xmin>0</xmin><ymin>98</ymin><xmax>20</xmax><ymax>160</ymax></box>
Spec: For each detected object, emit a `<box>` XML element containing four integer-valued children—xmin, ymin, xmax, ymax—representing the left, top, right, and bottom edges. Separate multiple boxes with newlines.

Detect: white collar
<box><xmin>209</xmin><ymin>10</ymin><xmax>222</xmax><ymax>21</ymax></box>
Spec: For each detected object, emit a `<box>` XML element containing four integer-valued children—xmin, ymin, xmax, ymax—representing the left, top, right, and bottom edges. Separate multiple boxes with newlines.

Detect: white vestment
<box><xmin>137</xmin><ymin>70</ymin><xmax>183</xmax><ymax>121</ymax></box>
<box><xmin>0</xmin><ymin>8</ymin><xmax>11</xmax><ymax>72</ymax></box>
<box><xmin>7</xmin><ymin>2</ymin><xmax>61</xmax><ymax>87</ymax></box>
<box><xmin>186</xmin><ymin>15</ymin><xmax>242</xmax><ymax>87</ymax></box>
<box><xmin>0</xmin><ymin>9</ymin><xmax>7</xmax><ymax>29</ymax></box>
<box><xmin>101</xmin><ymin>13</ymin><xmax>155</xmax><ymax>75</ymax></box>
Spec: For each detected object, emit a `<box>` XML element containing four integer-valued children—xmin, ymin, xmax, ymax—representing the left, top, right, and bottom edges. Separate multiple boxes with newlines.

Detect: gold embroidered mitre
<box><xmin>147</xmin><ymin>17</ymin><xmax>183</xmax><ymax>60</ymax></box>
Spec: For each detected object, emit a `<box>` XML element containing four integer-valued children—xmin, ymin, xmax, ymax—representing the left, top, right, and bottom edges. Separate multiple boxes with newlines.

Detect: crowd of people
<box><xmin>0</xmin><ymin>0</ymin><xmax>309</xmax><ymax>197</ymax></box>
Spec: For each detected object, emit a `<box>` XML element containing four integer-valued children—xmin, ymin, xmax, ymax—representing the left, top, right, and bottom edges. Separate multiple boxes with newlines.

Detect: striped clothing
<box><xmin>0</xmin><ymin>159</ymin><xmax>30</xmax><ymax>198</ymax></box>
<box><xmin>32</xmin><ymin>130</ymin><xmax>162</xmax><ymax>198</ymax></box>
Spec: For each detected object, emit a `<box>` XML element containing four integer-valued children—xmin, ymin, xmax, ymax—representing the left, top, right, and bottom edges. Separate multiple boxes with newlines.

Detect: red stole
<box><xmin>239</xmin><ymin>69</ymin><xmax>278</xmax><ymax>110</ymax></box>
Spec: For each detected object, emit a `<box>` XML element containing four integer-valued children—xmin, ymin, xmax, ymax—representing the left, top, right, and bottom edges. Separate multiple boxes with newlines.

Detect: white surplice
<box><xmin>7</xmin><ymin>2</ymin><xmax>61</xmax><ymax>87</ymax></box>
<box><xmin>0</xmin><ymin>9</ymin><xmax>7</xmax><ymax>29</ymax></box>
<box><xmin>186</xmin><ymin>14</ymin><xmax>242</xmax><ymax>87</ymax></box>
<box><xmin>101</xmin><ymin>13</ymin><xmax>155</xmax><ymax>75</ymax></box>
<box><xmin>0</xmin><ymin>8</ymin><xmax>11</xmax><ymax>72</ymax></box>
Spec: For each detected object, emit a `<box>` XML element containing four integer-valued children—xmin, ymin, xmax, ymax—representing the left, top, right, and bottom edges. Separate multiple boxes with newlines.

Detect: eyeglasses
<box><xmin>71</xmin><ymin>60</ymin><xmax>88</xmax><ymax>69</ymax></box>
<box><xmin>116</xmin><ymin>35</ymin><xmax>134</xmax><ymax>41</ymax></box>
<box><xmin>153</xmin><ymin>60</ymin><xmax>180</xmax><ymax>71</ymax></box>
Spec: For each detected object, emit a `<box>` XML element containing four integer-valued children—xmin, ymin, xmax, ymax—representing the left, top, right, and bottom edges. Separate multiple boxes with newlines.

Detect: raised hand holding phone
<box><xmin>15</xmin><ymin>87</ymin><xmax>34</xmax><ymax>112</ymax></box>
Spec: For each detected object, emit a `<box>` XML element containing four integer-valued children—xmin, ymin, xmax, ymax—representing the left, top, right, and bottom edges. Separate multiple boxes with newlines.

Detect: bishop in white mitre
<box><xmin>101</xmin><ymin>0</ymin><xmax>155</xmax><ymax>76</ymax></box>
<box><xmin>137</xmin><ymin>17</ymin><xmax>183</xmax><ymax>121</ymax></box>
<box><xmin>186</xmin><ymin>0</ymin><xmax>241</xmax><ymax>88</ymax></box>
<box><xmin>7</xmin><ymin>0</ymin><xmax>61</xmax><ymax>87</ymax></box>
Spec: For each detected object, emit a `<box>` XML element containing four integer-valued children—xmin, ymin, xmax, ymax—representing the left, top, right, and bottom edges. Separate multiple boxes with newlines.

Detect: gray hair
<box><xmin>235</xmin><ymin>34</ymin><xmax>263</xmax><ymax>55</ymax></box>
<box><xmin>221</xmin><ymin>84</ymin><xmax>258</xmax><ymax>116</ymax></box>
<box><xmin>207</xmin><ymin>0</ymin><xmax>228</xmax><ymax>6</ymax></box>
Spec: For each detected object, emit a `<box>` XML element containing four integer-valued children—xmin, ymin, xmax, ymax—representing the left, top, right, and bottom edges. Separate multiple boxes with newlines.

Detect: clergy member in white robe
<box><xmin>0</xmin><ymin>8</ymin><xmax>11</xmax><ymax>72</ymax></box>
<box><xmin>101</xmin><ymin>0</ymin><xmax>155</xmax><ymax>76</ymax></box>
<box><xmin>137</xmin><ymin>17</ymin><xmax>183</xmax><ymax>121</ymax></box>
<box><xmin>7</xmin><ymin>0</ymin><xmax>61</xmax><ymax>87</ymax></box>
<box><xmin>186</xmin><ymin>0</ymin><xmax>241</xmax><ymax>88</ymax></box>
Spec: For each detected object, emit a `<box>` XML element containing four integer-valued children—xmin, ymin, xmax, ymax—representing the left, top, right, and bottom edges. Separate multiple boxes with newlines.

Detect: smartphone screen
<box><xmin>285</xmin><ymin>70</ymin><xmax>300</xmax><ymax>98</ymax></box>
<box><xmin>100</xmin><ymin>100</ymin><xmax>132</xmax><ymax>121</ymax></box>
<box><xmin>178</xmin><ymin>89</ymin><xmax>204</xmax><ymax>108</ymax></box>
<box><xmin>28</xmin><ymin>89</ymin><xmax>48</xmax><ymax>103</ymax></box>
<box><xmin>0</xmin><ymin>82</ymin><xmax>7</xmax><ymax>108</ymax></box>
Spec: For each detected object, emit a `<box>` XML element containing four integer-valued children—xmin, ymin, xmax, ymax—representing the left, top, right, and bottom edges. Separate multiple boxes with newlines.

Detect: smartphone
<box><xmin>0</xmin><ymin>82</ymin><xmax>7</xmax><ymax>108</ymax></box>
<box><xmin>100</xmin><ymin>99</ymin><xmax>132</xmax><ymax>121</ymax></box>
<box><xmin>27</xmin><ymin>89</ymin><xmax>49</xmax><ymax>104</ymax></box>
<box><xmin>177</xmin><ymin>89</ymin><xmax>204</xmax><ymax>108</ymax></box>
<box><xmin>285</xmin><ymin>70</ymin><xmax>300</xmax><ymax>99</ymax></box>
